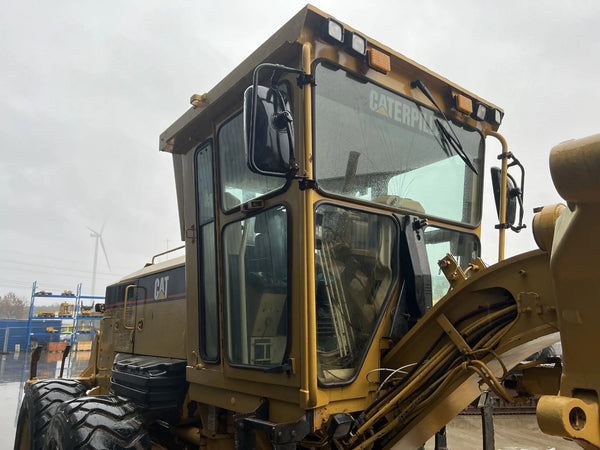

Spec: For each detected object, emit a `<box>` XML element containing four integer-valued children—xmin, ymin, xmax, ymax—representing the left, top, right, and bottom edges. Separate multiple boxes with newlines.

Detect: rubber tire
<box><xmin>44</xmin><ymin>395</ymin><xmax>150</xmax><ymax>450</ymax></box>
<box><xmin>14</xmin><ymin>379</ymin><xmax>88</xmax><ymax>450</ymax></box>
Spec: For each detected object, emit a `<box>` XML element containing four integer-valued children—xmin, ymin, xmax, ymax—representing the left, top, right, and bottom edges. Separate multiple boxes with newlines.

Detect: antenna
<box><xmin>87</xmin><ymin>225</ymin><xmax>111</xmax><ymax>296</ymax></box>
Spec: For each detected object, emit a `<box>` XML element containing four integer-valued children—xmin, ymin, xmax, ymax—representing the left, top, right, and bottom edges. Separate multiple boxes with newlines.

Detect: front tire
<box><xmin>14</xmin><ymin>379</ymin><xmax>87</xmax><ymax>450</ymax></box>
<box><xmin>44</xmin><ymin>395</ymin><xmax>150</xmax><ymax>450</ymax></box>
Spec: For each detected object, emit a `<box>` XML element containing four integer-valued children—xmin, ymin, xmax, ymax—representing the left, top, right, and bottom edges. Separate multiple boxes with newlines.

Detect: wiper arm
<box><xmin>411</xmin><ymin>80</ymin><xmax>478</xmax><ymax>175</ymax></box>
<box><xmin>435</xmin><ymin>118</ymin><xmax>478</xmax><ymax>174</ymax></box>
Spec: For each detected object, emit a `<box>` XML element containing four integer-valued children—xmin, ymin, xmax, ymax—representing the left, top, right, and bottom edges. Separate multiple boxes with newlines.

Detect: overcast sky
<box><xmin>1</xmin><ymin>1</ymin><xmax>599</xmax><ymax>301</ymax></box>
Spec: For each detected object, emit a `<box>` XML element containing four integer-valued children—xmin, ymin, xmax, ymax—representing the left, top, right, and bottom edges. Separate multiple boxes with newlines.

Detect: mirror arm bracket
<box><xmin>296</xmin><ymin>73</ymin><xmax>315</xmax><ymax>88</ymax></box>
<box><xmin>287</xmin><ymin>159</ymin><xmax>300</xmax><ymax>180</ymax></box>
<box><xmin>299</xmin><ymin>177</ymin><xmax>318</xmax><ymax>191</ymax></box>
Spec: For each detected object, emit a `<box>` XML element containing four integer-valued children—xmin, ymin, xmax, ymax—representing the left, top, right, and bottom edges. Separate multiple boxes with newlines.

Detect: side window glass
<box><xmin>314</xmin><ymin>204</ymin><xmax>398</xmax><ymax>384</ymax></box>
<box><xmin>218</xmin><ymin>113</ymin><xmax>286</xmax><ymax>211</ymax></box>
<box><xmin>223</xmin><ymin>205</ymin><xmax>289</xmax><ymax>367</ymax></box>
<box><xmin>424</xmin><ymin>227</ymin><xmax>479</xmax><ymax>303</ymax></box>
<box><xmin>195</xmin><ymin>142</ymin><xmax>219</xmax><ymax>362</ymax></box>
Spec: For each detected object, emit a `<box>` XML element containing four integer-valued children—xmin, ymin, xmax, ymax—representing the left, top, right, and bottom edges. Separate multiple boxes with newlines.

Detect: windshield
<box><xmin>313</xmin><ymin>63</ymin><xmax>485</xmax><ymax>226</ymax></box>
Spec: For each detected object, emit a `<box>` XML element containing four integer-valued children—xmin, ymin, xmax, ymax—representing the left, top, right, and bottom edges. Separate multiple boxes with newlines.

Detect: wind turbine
<box><xmin>88</xmin><ymin>225</ymin><xmax>111</xmax><ymax>296</ymax></box>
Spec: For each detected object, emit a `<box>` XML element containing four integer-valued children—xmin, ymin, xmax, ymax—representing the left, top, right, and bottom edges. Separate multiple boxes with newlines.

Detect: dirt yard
<box><xmin>425</xmin><ymin>414</ymin><xmax>581</xmax><ymax>450</ymax></box>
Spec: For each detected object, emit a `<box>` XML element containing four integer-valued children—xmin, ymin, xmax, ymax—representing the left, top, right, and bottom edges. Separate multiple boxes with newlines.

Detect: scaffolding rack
<box><xmin>24</xmin><ymin>281</ymin><xmax>104</xmax><ymax>374</ymax></box>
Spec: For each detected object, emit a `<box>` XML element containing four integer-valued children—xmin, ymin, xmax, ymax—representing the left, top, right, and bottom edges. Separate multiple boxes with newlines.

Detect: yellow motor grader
<box><xmin>14</xmin><ymin>5</ymin><xmax>600</xmax><ymax>449</ymax></box>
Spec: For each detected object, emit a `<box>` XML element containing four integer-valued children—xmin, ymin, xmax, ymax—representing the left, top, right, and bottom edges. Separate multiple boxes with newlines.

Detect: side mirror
<box><xmin>491</xmin><ymin>166</ymin><xmax>517</xmax><ymax>226</ymax></box>
<box><xmin>244</xmin><ymin>84</ymin><xmax>294</xmax><ymax>176</ymax></box>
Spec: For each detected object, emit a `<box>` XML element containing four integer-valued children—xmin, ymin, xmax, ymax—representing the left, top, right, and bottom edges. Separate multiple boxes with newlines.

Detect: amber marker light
<box><xmin>368</xmin><ymin>48</ymin><xmax>391</xmax><ymax>73</ymax></box>
<box><xmin>453</xmin><ymin>92</ymin><xmax>473</xmax><ymax>115</ymax></box>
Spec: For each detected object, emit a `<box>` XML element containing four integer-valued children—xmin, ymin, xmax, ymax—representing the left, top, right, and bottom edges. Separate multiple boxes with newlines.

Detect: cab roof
<box><xmin>160</xmin><ymin>4</ymin><xmax>502</xmax><ymax>156</ymax></box>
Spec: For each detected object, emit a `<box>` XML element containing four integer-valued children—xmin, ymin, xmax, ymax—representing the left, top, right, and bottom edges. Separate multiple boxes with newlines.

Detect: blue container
<box><xmin>0</xmin><ymin>319</ymin><xmax>62</xmax><ymax>352</ymax></box>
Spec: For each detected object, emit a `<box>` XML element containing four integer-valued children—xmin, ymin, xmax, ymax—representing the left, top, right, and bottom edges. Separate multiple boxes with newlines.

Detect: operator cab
<box><xmin>160</xmin><ymin>1</ymin><xmax>509</xmax><ymax>434</ymax></box>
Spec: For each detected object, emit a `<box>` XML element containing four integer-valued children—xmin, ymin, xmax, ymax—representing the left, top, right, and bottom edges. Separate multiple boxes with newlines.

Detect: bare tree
<box><xmin>0</xmin><ymin>292</ymin><xmax>29</xmax><ymax>319</ymax></box>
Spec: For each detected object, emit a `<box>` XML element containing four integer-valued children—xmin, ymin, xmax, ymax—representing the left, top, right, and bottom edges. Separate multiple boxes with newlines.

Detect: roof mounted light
<box><xmin>488</xmin><ymin>108</ymin><xmax>503</xmax><ymax>126</ymax></box>
<box><xmin>453</xmin><ymin>92</ymin><xmax>473</xmax><ymax>115</ymax></box>
<box><xmin>347</xmin><ymin>31</ymin><xmax>367</xmax><ymax>57</ymax></box>
<box><xmin>472</xmin><ymin>101</ymin><xmax>487</xmax><ymax>121</ymax></box>
<box><xmin>368</xmin><ymin>48</ymin><xmax>391</xmax><ymax>73</ymax></box>
<box><xmin>324</xmin><ymin>18</ymin><xmax>344</xmax><ymax>44</ymax></box>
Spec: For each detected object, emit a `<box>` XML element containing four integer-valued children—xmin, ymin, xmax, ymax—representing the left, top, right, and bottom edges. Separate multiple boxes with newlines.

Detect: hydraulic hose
<box><xmin>348</xmin><ymin>303</ymin><xmax>518</xmax><ymax>447</ymax></box>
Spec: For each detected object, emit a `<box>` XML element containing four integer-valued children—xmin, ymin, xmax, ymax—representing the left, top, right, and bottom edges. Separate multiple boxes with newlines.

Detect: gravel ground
<box><xmin>424</xmin><ymin>414</ymin><xmax>581</xmax><ymax>450</ymax></box>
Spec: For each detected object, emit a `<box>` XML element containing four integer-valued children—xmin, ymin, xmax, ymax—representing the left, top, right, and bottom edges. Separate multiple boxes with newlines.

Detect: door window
<box><xmin>223</xmin><ymin>205</ymin><xmax>289</xmax><ymax>368</ymax></box>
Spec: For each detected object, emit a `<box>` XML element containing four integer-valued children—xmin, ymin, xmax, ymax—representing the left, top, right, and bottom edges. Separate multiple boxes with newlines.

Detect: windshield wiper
<box><xmin>434</xmin><ymin>119</ymin><xmax>478</xmax><ymax>174</ymax></box>
<box><xmin>411</xmin><ymin>80</ymin><xmax>478</xmax><ymax>175</ymax></box>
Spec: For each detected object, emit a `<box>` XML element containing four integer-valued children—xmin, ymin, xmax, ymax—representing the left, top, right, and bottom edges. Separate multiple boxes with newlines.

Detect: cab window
<box><xmin>223</xmin><ymin>205</ymin><xmax>290</xmax><ymax>367</ymax></box>
<box><xmin>218</xmin><ymin>113</ymin><xmax>286</xmax><ymax>211</ymax></box>
<box><xmin>314</xmin><ymin>203</ymin><xmax>398</xmax><ymax>384</ymax></box>
<box><xmin>195</xmin><ymin>142</ymin><xmax>219</xmax><ymax>362</ymax></box>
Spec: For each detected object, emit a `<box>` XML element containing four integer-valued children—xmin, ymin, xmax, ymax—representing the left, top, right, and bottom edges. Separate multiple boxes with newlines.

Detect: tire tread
<box><xmin>45</xmin><ymin>395</ymin><xmax>150</xmax><ymax>450</ymax></box>
<box><xmin>14</xmin><ymin>379</ymin><xmax>87</xmax><ymax>450</ymax></box>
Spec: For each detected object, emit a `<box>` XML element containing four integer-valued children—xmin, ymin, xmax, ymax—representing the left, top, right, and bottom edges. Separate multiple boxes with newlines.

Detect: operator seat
<box><xmin>373</xmin><ymin>195</ymin><xmax>425</xmax><ymax>214</ymax></box>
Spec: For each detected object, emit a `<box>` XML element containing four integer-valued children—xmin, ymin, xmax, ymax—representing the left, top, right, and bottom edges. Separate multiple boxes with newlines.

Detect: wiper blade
<box><xmin>411</xmin><ymin>80</ymin><xmax>478</xmax><ymax>175</ymax></box>
<box><xmin>435</xmin><ymin>119</ymin><xmax>478</xmax><ymax>174</ymax></box>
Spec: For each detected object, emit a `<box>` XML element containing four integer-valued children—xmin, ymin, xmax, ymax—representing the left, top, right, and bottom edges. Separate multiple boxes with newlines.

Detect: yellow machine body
<box><xmin>16</xmin><ymin>5</ymin><xmax>600</xmax><ymax>450</ymax></box>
